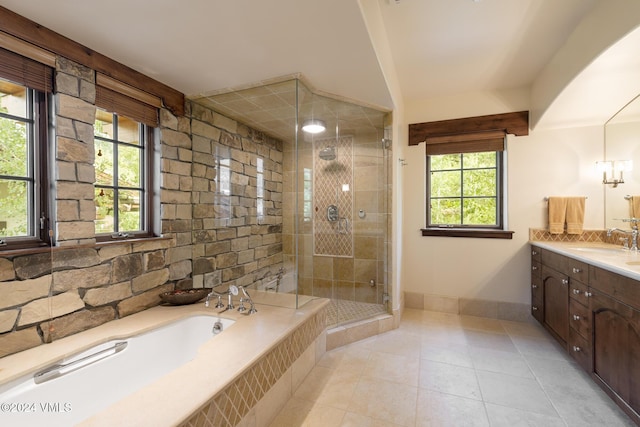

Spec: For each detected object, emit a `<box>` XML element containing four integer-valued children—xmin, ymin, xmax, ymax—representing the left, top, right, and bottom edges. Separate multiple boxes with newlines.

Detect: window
<box><xmin>422</xmin><ymin>130</ymin><xmax>513</xmax><ymax>239</ymax></box>
<box><xmin>93</xmin><ymin>83</ymin><xmax>159</xmax><ymax>240</ymax></box>
<box><xmin>0</xmin><ymin>48</ymin><xmax>52</xmax><ymax>250</ymax></box>
<box><xmin>428</xmin><ymin>151</ymin><xmax>502</xmax><ymax>228</ymax></box>
<box><xmin>94</xmin><ymin>109</ymin><xmax>152</xmax><ymax>238</ymax></box>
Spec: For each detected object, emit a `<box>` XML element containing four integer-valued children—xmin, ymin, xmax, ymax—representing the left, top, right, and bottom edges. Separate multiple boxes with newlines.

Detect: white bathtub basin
<box><xmin>0</xmin><ymin>314</ymin><xmax>234</xmax><ymax>427</ymax></box>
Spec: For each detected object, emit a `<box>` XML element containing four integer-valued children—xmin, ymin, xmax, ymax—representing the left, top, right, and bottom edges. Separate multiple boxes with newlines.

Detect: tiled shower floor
<box><xmin>326</xmin><ymin>299</ymin><xmax>388</xmax><ymax>328</ymax></box>
<box><xmin>269</xmin><ymin>308</ymin><xmax>635</xmax><ymax>427</ymax></box>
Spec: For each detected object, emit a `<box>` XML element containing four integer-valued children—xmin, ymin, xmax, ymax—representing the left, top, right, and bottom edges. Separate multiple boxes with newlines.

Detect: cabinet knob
<box><xmin>532</xmin><ymin>266</ymin><xmax>538</xmax><ymax>271</ymax></box>
<box><xmin>573</xmin><ymin>315</ymin><xmax>581</xmax><ymax>321</ymax></box>
<box><xmin>531</xmin><ymin>284</ymin><xmax>538</xmax><ymax>289</ymax></box>
<box><xmin>562</xmin><ymin>279</ymin><xmax>569</xmax><ymax>285</ymax></box>
<box><xmin>572</xmin><ymin>267</ymin><xmax>582</xmax><ymax>273</ymax></box>
<box><xmin>532</xmin><ymin>250</ymin><xmax>538</xmax><ymax>256</ymax></box>
<box><xmin>573</xmin><ymin>289</ymin><xmax>581</xmax><ymax>295</ymax></box>
<box><xmin>573</xmin><ymin>346</ymin><xmax>581</xmax><ymax>352</ymax></box>
<box><xmin>584</xmin><ymin>292</ymin><xmax>592</xmax><ymax>298</ymax></box>
<box><xmin>532</xmin><ymin>306</ymin><xmax>539</xmax><ymax>311</ymax></box>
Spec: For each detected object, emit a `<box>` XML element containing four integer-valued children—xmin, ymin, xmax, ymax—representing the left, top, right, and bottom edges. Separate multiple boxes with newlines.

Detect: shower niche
<box><xmin>192</xmin><ymin>78</ymin><xmax>391</xmax><ymax>327</ymax></box>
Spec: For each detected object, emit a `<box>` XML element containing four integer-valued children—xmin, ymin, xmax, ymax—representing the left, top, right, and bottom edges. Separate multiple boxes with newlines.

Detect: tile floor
<box><xmin>269</xmin><ymin>308</ymin><xmax>636</xmax><ymax>427</ymax></box>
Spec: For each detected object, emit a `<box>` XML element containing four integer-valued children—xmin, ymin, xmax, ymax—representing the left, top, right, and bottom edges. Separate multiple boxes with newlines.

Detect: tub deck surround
<box><xmin>530</xmin><ymin>240</ymin><xmax>640</xmax><ymax>281</ymax></box>
<box><xmin>0</xmin><ymin>295</ymin><xmax>328</xmax><ymax>427</ymax></box>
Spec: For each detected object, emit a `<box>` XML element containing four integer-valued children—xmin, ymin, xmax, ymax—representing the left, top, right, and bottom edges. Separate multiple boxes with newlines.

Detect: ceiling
<box><xmin>0</xmin><ymin>0</ymin><xmax>603</xmax><ymax>120</ymax></box>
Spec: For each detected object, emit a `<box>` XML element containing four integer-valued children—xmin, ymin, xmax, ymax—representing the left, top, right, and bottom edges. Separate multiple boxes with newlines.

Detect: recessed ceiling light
<box><xmin>301</xmin><ymin>119</ymin><xmax>326</xmax><ymax>134</ymax></box>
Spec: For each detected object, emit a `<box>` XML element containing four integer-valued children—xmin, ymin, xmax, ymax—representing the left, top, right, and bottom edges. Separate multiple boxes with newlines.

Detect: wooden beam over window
<box><xmin>0</xmin><ymin>6</ymin><xmax>185</xmax><ymax>116</ymax></box>
<box><xmin>408</xmin><ymin>111</ymin><xmax>529</xmax><ymax>146</ymax></box>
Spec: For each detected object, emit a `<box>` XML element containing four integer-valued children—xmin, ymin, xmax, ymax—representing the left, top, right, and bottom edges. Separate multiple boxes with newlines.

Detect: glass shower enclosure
<box><xmin>193</xmin><ymin>78</ymin><xmax>391</xmax><ymax>327</ymax></box>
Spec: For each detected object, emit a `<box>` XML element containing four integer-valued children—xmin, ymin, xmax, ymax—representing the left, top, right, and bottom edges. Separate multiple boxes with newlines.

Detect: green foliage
<box><xmin>0</xmin><ymin>110</ymin><xmax>30</xmax><ymax>237</ymax></box>
<box><xmin>94</xmin><ymin>116</ymin><xmax>143</xmax><ymax>234</ymax></box>
<box><xmin>429</xmin><ymin>152</ymin><xmax>498</xmax><ymax>226</ymax></box>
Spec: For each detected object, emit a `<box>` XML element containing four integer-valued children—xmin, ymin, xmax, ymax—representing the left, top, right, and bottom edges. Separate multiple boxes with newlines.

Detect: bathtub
<box><xmin>0</xmin><ymin>314</ymin><xmax>234</xmax><ymax>427</ymax></box>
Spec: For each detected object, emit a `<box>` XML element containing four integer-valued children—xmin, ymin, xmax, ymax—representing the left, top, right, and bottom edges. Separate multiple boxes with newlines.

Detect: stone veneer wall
<box><xmin>0</xmin><ymin>58</ymin><xmax>283</xmax><ymax>358</ymax></box>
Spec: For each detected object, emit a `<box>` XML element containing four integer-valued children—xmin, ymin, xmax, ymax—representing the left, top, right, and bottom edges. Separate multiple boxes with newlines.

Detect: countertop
<box><xmin>0</xmin><ymin>292</ymin><xmax>328</xmax><ymax>426</ymax></box>
<box><xmin>530</xmin><ymin>241</ymin><xmax>640</xmax><ymax>281</ymax></box>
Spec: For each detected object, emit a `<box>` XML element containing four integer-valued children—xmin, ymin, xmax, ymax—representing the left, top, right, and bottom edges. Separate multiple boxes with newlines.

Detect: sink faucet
<box><xmin>608</xmin><ymin>224</ymin><xmax>639</xmax><ymax>251</ymax></box>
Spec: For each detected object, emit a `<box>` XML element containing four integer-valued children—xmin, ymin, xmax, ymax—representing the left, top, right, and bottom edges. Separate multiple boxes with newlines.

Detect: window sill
<box><xmin>421</xmin><ymin>228</ymin><xmax>514</xmax><ymax>239</ymax></box>
<box><xmin>0</xmin><ymin>235</ymin><xmax>172</xmax><ymax>257</ymax></box>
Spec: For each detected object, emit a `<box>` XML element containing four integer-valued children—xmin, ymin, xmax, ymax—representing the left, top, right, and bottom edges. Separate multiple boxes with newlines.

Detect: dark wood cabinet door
<box><xmin>591</xmin><ymin>290</ymin><xmax>640</xmax><ymax>419</ymax></box>
<box><xmin>542</xmin><ymin>266</ymin><xmax>569</xmax><ymax>344</ymax></box>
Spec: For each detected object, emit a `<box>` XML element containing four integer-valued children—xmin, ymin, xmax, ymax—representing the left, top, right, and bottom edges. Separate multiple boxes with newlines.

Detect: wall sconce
<box><xmin>596</xmin><ymin>160</ymin><xmax>632</xmax><ymax>187</ymax></box>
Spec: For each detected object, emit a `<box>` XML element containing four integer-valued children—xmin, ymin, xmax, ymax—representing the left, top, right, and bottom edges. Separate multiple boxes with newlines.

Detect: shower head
<box><xmin>319</xmin><ymin>146</ymin><xmax>336</xmax><ymax>161</ymax></box>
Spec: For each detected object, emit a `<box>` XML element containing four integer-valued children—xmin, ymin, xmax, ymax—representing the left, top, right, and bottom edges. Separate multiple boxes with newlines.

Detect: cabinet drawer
<box><xmin>531</xmin><ymin>246</ymin><xmax>541</xmax><ymax>263</ymax></box>
<box><xmin>590</xmin><ymin>265</ymin><xmax>640</xmax><ymax>309</ymax></box>
<box><xmin>531</xmin><ymin>276</ymin><xmax>542</xmax><ymax>302</ymax></box>
<box><xmin>569</xmin><ymin>280</ymin><xmax>590</xmax><ymax>305</ymax></box>
<box><xmin>531</xmin><ymin>300</ymin><xmax>543</xmax><ymax>323</ymax></box>
<box><xmin>541</xmin><ymin>250</ymin><xmax>588</xmax><ymax>283</ymax></box>
<box><xmin>568</xmin><ymin>327</ymin><xmax>592</xmax><ymax>372</ymax></box>
<box><xmin>569</xmin><ymin>298</ymin><xmax>590</xmax><ymax>339</ymax></box>
<box><xmin>531</xmin><ymin>260</ymin><xmax>541</xmax><ymax>278</ymax></box>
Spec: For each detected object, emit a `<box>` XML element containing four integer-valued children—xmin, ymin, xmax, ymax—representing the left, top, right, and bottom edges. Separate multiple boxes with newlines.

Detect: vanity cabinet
<box><xmin>531</xmin><ymin>247</ymin><xmax>588</xmax><ymax>346</ymax></box>
<box><xmin>590</xmin><ymin>266</ymin><xmax>640</xmax><ymax>420</ymax></box>
<box><xmin>530</xmin><ymin>245</ymin><xmax>640</xmax><ymax>425</ymax></box>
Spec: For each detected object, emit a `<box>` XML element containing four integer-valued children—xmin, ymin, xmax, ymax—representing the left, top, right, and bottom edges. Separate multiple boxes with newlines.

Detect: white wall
<box><xmin>401</xmin><ymin>91</ymin><xmax>605</xmax><ymax>305</ymax></box>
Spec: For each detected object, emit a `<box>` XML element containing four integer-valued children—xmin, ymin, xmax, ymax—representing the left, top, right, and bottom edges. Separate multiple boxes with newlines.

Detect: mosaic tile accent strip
<box><xmin>326</xmin><ymin>299</ymin><xmax>388</xmax><ymax>328</ymax></box>
<box><xmin>178</xmin><ymin>307</ymin><xmax>327</xmax><ymax>427</ymax></box>
<box><xmin>529</xmin><ymin>228</ymin><xmax>607</xmax><ymax>242</ymax></box>
<box><xmin>313</xmin><ymin>136</ymin><xmax>353</xmax><ymax>257</ymax></box>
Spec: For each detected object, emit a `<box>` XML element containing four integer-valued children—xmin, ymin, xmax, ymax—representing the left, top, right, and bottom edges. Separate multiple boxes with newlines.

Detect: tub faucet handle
<box><xmin>240</xmin><ymin>286</ymin><xmax>257</xmax><ymax>314</ymax></box>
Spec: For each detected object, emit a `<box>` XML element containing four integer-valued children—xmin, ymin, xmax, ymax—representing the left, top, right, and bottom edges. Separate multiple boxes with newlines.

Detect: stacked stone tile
<box><xmin>0</xmin><ymin>59</ymin><xmax>283</xmax><ymax>358</ymax></box>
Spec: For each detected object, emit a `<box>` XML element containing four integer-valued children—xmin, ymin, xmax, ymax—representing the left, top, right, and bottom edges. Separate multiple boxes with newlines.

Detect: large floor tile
<box><xmin>419</xmin><ymin>360</ymin><xmax>482</xmax><ymax>400</ymax></box>
<box><xmin>347</xmin><ymin>376</ymin><xmax>418</xmax><ymax>427</ymax></box>
<box><xmin>362</xmin><ymin>351</ymin><xmax>420</xmax><ymax>386</ymax></box>
<box><xmin>270</xmin><ymin>310</ymin><xmax>636</xmax><ymax>427</ymax></box>
<box><xmin>415</xmin><ymin>389</ymin><xmax>489</xmax><ymax>427</ymax></box>
<box><xmin>268</xmin><ymin>397</ymin><xmax>346</xmax><ymax>427</ymax></box>
<box><xmin>545</xmin><ymin>388</ymin><xmax>636</xmax><ymax>427</ymax></box>
<box><xmin>471</xmin><ymin>347</ymin><xmax>534</xmax><ymax>379</ymax></box>
<box><xmin>484</xmin><ymin>403</ymin><xmax>566</xmax><ymax>427</ymax></box>
<box><xmin>421</xmin><ymin>341</ymin><xmax>474</xmax><ymax>368</ymax></box>
<box><xmin>476</xmin><ymin>370</ymin><xmax>557</xmax><ymax>416</ymax></box>
<box><xmin>463</xmin><ymin>329</ymin><xmax>518</xmax><ymax>353</ymax></box>
<box><xmin>340</xmin><ymin>411</ymin><xmax>405</xmax><ymax>427</ymax></box>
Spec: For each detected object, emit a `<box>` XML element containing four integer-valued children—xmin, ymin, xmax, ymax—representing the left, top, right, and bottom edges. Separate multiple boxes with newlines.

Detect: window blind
<box><xmin>0</xmin><ymin>46</ymin><xmax>53</xmax><ymax>92</ymax></box>
<box><xmin>96</xmin><ymin>85</ymin><xmax>159</xmax><ymax>128</ymax></box>
<box><xmin>425</xmin><ymin>130</ymin><xmax>505</xmax><ymax>155</ymax></box>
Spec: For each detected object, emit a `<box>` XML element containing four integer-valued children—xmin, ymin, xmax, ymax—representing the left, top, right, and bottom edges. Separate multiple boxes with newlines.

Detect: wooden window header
<box><xmin>409</xmin><ymin>111</ymin><xmax>529</xmax><ymax>146</ymax></box>
<box><xmin>0</xmin><ymin>6</ymin><xmax>185</xmax><ymax>115</ymax></box>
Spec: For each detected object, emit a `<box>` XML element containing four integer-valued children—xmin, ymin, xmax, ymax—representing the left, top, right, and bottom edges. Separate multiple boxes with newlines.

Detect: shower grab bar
<box><xmin>33</xmin><ymin>341</ymin><xmax>128</xmax><ymax>384</ymax></box>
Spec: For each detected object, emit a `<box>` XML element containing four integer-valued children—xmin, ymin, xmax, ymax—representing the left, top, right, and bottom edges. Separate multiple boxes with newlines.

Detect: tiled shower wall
<box><xmin>283</xmin><ymin>128</ymin><xmax>388</xmax><ymax>304</ymax></box>
<box><xmin>0</xmin><ymin>58</ymin><xmax>283</xmax><ymax>358</ymax></box>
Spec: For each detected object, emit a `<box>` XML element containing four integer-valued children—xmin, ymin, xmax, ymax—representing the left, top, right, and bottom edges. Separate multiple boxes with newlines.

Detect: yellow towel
<box><xmin>630</xmin><ymin>196</ymin><xmax>640</xmax><ymax>219</ymax></box>
<box><xmin>566</xmin><ymin>197</ymin><xmax>586</xmax><ymax>235</ymax></box>
<box><xmin>548</xmin><ymin>197</ymin><xmax>567</xmax><ymax>234</ymax></box>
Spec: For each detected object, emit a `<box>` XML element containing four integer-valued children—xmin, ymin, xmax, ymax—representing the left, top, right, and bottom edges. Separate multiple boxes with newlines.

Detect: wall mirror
<box><xmin>604</xmin><ymin>93</ymin><xmax>640</xmax><ymax>230</ymax></box>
